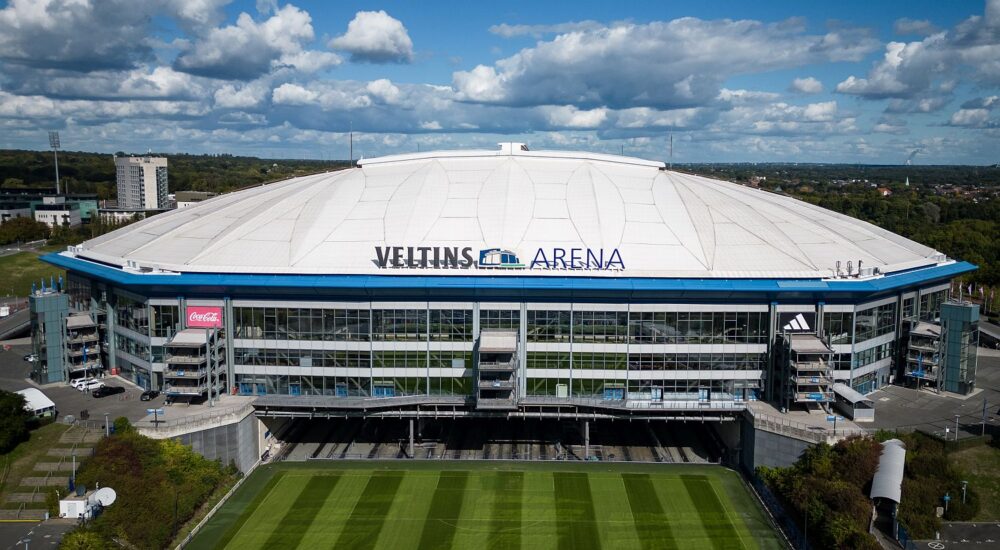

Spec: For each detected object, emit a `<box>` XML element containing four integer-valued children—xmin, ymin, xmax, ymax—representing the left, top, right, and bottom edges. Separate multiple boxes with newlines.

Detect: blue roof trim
<box><xmin>42</xmin><ymin>253</ymin><xmax>975</xmax><ymax>297</ymax></box>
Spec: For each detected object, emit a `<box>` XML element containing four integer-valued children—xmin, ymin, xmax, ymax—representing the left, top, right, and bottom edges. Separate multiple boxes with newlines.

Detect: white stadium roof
<box><xmin>73</xmin><ymin>144</ymin><xmax>945</xmax><ymax>279</ymax></box>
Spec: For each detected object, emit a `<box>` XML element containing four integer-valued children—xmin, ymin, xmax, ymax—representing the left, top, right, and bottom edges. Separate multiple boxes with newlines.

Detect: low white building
<box><xmin>16</xmin><ymin>387</ymin><xmax>56</xmax><ymax>417</ymax></box>
<box><xmin>33</xmin><ymin>196</ymin><xmax>81</xmax><ymax>228</ymax></box>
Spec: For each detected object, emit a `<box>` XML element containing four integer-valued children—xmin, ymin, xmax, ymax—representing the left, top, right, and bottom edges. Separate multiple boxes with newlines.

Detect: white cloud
<box><xmin>894</xmin><ymin>18</ymin><xmax>938</xmax><ymax>36</ymax></box>
<box><xmin>542</xmin><ymin>106</ymin><xmax>608</xmax><ymax>129</ymax></box>
<box><xmin>271</xmin><ymin>83</ymin><xmax>319</xmax><ymax>106</ymax></box>
<box><xmin>365</xmin><ymin>79</ymin><xmax>402</xmax><ymax>105</ymax></box>
<box><xmin>453</xmin><ymin>17</ymin><xmax>877</xmax><ymax>109</ymax></box>
<box><xmin>175</xmin><ymin>5</ymin><xmax>317</xmax><ymax>80</ymax></box>
<box><xmin>214</xmin><ymin>81</ymin><xmax>269</xmax><ymax>108</ymax></box>
<box><xmin>790</xmin><ymin>77</ymin><xmax>823</xmax><ymax>94</ymax></box>
<box><xmin>838</xmin><ymin>1</ymin><xmax>1000</xmax><ymax>103</ymax></box>
<box><xmin>275</xmin><ymin>51</ymin><xmax>342</xmax><ymax>73</ymax></box>
<box><xmin>329</xmin><ymin>11</ymin><xmax>413</xmax><ymax>64</ymax></box>
<box><xmin>489</xmin><ymin>21</ymin><xmax>604</xmax><ymax>38</ymax></box>
<box><xmin>948</xmin><ymin>108</ymin><xmax>991</xmax><ymax>127</ymax></box>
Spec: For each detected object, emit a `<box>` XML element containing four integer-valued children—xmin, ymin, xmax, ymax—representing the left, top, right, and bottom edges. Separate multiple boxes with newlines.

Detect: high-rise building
<box><xmin>114</xmin><ymin>155</ymin><xmax>169</xmax><ymax>209</ymax></box>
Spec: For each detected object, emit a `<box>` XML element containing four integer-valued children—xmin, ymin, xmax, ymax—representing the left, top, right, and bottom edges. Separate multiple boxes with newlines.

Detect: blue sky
<box><xmin>0</xmin><ymin>0</ymin><xmax>998</xmax><ymax>164</ymax></box>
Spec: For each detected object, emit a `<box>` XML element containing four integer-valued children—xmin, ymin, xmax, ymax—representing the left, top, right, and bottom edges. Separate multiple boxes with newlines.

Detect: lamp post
<box><xmin>104</xmin><ymin>412</ymin><xmax>110</xmax><ymax>437</ymax></box>
<box><xmin>962</xmin><ymin>481</ymin><xmax>968</xmax><ymax>504</ymax></box>
<box><xmin>954</xmin><ymin>414</ymin><xmax>961</xmax><ymax>441</ymax></box>
<box><xmin>21</xmin><ymin>537</ymin><xmax>29</xmax><ymax>550</ymax></box>
<box><xmin>48</xmin><ymin>131</ymin><xmax>60</xmax><ymax>195</ymax></box>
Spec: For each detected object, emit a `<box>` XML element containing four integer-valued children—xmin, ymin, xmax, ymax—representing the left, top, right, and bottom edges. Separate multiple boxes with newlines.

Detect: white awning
<box><xmin>789</xmin><ymin>334</ymin><xmax>832</xmax><ymax>353</ymax></box>
<box><xmin>168</xmin><ymin>329</ymin><xmax>211</xmax><ymax>347</ymax></box>
<box><xmin>870</xmin><ymin>439</ymin><xmax>906</xmax><ymax>503</ymax></box>
<box><xmin>16</xmin><ymin>388</ymin><xmax>56</xmax><ymax>414</ymax></box>
<box><xmin>66</xmin><ymin>314</ymin><xmax>95</xmax><ymax>329</ymax></box>
<box><xmin>833</xmin><ymin>383</ymin><xmax>873</xmax><ymax>405</ymax></box>
<box><xmin>480</xmin><ymin>331</ymin><xmax>517</xmax><ymax>353</ymax></box>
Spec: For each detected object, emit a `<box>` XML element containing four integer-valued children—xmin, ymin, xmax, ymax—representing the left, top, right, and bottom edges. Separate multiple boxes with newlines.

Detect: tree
<box><xmin>60</xmin><ymin>529</ymin><xmax>110</xmax><ymax>549</ymax></box>
<box><xmin>0</xmin><ymin>216</ymin><xmax>50</xmax><ymax>245</ymax></box>
<box><xmin>0</xmin><ymin>390</ymin><xmax>32</xmax><ymax>453</ymax></box>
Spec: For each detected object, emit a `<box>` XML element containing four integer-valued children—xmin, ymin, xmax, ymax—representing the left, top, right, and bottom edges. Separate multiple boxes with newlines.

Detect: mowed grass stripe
<box><xmin>681</xmin><ymin>475</ymin><xmax>745</xmax><ymax>550</ymax></box>
<box><xmin>332</xmin><ymin>471</ymin><xmax>405</xmax><ymax>550</ymax></box>
<box><xmin>217</xmin><ymin>471</ymin><xmax>287</xmax><ymax>550</ymax></box>
<box><xmin>417</xmin><ymin>471</ymin><xmax>469</xmax><ymax>550</ymax></box>
<box><xmin>261</xmin><ymin>473</ymin><xmax>341</xmax><ymax>550</ymax></box>
<box><xmin>554</xmin><ymin>472</ymin><xmax>600</xmax><ymax>550</ymax></box>
<box><xmin>487</xmin><ymin>471</ymin><xmax>523</xmax><ymax>550</ymax></box>
<box><xmin>622</xmin><ymin>473</ymin><xmax>678</xmax><ymax>550</ymax></box>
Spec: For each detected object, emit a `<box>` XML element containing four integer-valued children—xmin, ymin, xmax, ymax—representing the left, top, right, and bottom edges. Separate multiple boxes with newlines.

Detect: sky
<box><xmin>0</xmin><ymin>0</ymin><xmax>998</xmax><ymax>164</ymax></box>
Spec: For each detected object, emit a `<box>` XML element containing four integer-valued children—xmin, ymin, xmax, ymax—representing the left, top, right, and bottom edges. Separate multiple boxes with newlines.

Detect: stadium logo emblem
<box><xmin>478</xmin><ymin>248</ymin><xmax>524</xmax><ymax>269</ymax></box>
<box><xmin>782</xmin><ymin>313</ymin><xmax>811</xmax><ymax>332</ymax></box>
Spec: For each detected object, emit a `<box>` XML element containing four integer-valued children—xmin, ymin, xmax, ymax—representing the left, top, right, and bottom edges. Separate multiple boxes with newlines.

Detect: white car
<box><xmin>70</xmin><ymin>378</ymin><xmax>96</xmax><ymax>390</ymax></box>
<box><xmin>78</xmin><ymin>380</ymin><xmax>104</xmax><ymax>392</ymax></box>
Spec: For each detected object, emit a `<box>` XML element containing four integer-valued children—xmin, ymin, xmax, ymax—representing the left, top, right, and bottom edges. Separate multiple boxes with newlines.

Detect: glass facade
<box><xmin>628</xmin><ymin>311</ymin><xmax>767</xmax><ymax>344</ymax></box>
<box><xmin>854</xmin><ymin>303</ymin><xmax>896</xmax><ymax>342</ymax></box>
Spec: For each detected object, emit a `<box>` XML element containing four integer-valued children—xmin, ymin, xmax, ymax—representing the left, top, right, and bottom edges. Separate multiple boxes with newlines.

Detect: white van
<box><xmin>71</xmin><ymin>378</ymin><xmax>96</xmax><ymax>390</ymax></box>
<box><xmin>78</xmin><ymin>380</ymin><xmax>104</xmax><ymax>392</ymax></box>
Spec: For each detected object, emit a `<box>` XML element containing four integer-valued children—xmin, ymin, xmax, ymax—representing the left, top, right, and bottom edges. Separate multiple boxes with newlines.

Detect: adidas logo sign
<box><xmin>783</xmin><ymin>313</ymin><xmax>811</xmax><ymax>332</ymax></box>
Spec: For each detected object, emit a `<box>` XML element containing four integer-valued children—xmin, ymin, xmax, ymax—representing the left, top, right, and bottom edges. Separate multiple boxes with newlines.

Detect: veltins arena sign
<box><xmin>373</xmin><ymin>246</ymin><xmax>625</xmax><ymax>271</ymax></box>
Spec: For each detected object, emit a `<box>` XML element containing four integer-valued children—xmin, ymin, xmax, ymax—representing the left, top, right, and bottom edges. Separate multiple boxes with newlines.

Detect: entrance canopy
<box><xmin>870</xmin><ymin>439</ymin><xmax>906</xmax><ymax>503</ymax></box>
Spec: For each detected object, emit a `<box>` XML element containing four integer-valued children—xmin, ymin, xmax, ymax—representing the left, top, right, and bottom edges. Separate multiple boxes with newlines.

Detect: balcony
<box><xmin>793</xmin><ymin>361</ymin><xmax>830</xmax><ymax>372</ymax></box>
<box><xmin>66</xmin><ymin>333</ymin><xmax>99</xmax><ymax>345</ymax></box>
<box><xmin>908</xmin><ymin>341</ymin><xmax>939</xmax><ymax>353</ymax></box>
<box><xmin>794</xmin><ymin>375</ymin><xmax>833</xmax><ymax>385</ymax></box>
<box><xmin>478</xmin><ymin>360</ymin><xmax>516</xmax><ymax>371</ymax></box>
<box><xmin>165</xmin><ymin>353</ymin><xmax>207</xmax><ymax>365</ymax></box>
<box><xmin>68</xmin><ymin>360</ymin><xmax>102</xmax><ymax>373</ymax></box>
<box><xmin>164</xmin><ymin>367</ymin><xmax>209</xmax><ymax>379</ymax></box>
<box><xmin>794</xmin><ymin>391</ymin><xmax>834</xmax><ymax>402</ymax></box>
<box><xmin>164</xmin><ymin>384</ymin><xmax>208</xmax><ymax>396</ymax></box>
<box><xmin>480</xmin><ymin>378</ymin><xmax>515</xmax><ymax>390</ymax></box>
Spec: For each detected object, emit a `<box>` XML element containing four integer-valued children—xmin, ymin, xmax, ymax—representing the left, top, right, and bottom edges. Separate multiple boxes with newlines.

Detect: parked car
<box><xmin>140</xmin><ymin>390</ymin><xmax>160</xmax><ymax>401</ymax></box>
<box><xmin>92</xmin><ymin>385</ymin><xmax>125</xmax><ymax>398</ymax></box>
<box><xmin>78</xmin><ymin>380</ymin><xmax>104</xmax><ymax>392</ymax></box>
<box><xmin>70</xmin><ymin>378</ymin><xmax>96</xmax><ymax>390</ymax></box>
<box><xmin>23</xmin><ymin>353</ymin><xmax>38</xmax><ymax>362</ymax></box>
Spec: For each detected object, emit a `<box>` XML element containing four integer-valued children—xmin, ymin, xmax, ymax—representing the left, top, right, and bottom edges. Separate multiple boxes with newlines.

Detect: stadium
<box><xmin>43</xmin><ymin>141</ymin><xmax>972</xmax><ymax>411</ymax></box>
<box><xmin>37</xmin><ymin>142</ymin><xmax>978</xmax><ymax>547</ymax></box>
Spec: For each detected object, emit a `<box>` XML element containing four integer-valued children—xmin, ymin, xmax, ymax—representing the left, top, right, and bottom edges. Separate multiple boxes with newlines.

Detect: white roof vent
<box><xmin>498</xmin><ymin>142</ymin><xmax>529</xmax><ymax>154</ymax></box>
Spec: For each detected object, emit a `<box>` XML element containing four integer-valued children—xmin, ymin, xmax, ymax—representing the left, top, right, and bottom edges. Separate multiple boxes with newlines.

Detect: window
<box><xmin>151</xmin><ymin>305</ymin><xmax>179</xmax><ymax>338</ymax></box>
<box><xmin>526</xmin><ymin>310</ymin><xmax>570</xmax><ymax>342</ymax></box>
<box><xmin>115</xmin><ymin>294</ymin><xmax>148</xmax><ymax>335</ymax></box>
<box><xmin>232</xmin><ymin>307</ymin><xmax>370</xmax><ymax>341</ymax></box>
<box><xmin>429</xmin><ymin>310</ymin><xmax>471</xmax><ymax>341</ymax></box>
<box><xmin>373</xmin><ymin>310</ymin><xmax>426</xmax><ymax>341</ymax></box>
<box><xmin>481</xmin><ymin>309</ymin><xmax>519</xmax><ymax>331</ymax></box>
<box><xmin>854</xmin><ymin>303</ymin><xmax>895</xmax><ymax>342</ymax></box>
<box><xmin>823</xmin><ymin>312</ymin><xmax>853</xmax><ymax>345</ymax></box>
<box><xmin>628</xmin><ymin>311</ymin><xmax>767</xmax><ymax>344</ymax></box>
<box><xmin>573</xmin><ymin>311</ymin><xmax>627</xmax><ymax>343</ymax></box>
<box><xmin>919</xmin><ymin>289</ymin><xmax>948</xmax><ymax>322</ymax></box>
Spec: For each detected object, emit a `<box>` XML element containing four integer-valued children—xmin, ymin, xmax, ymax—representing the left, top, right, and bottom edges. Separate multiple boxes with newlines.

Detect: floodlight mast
<box><xmin>48</xmin><ymin>131</ymin><xmax>61</xmax><ymax>195</ymax></box>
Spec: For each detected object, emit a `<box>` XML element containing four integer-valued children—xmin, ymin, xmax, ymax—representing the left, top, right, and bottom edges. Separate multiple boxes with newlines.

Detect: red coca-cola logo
<box><xmin>187</xmin><ymin>306</ymin><xmax>223</xmax><ymax>328</ymax></box>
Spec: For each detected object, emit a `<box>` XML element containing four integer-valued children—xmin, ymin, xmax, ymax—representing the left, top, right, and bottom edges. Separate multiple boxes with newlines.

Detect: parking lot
<box><xmin>0</xmin><ymin>342</ymin><xmax>162</xmax><ymax>425</ymax></box>
<box><xmin>869</xmin><ymin>351</ymin><xmax>1000</xmax><ymax>439</ymax></box>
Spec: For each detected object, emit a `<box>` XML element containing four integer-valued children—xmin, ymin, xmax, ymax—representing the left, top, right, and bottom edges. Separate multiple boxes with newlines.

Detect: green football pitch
<box><xmin>188</xmin><ymin>461</ymin><xmax>783</xmax><ymax>550</ymax></box>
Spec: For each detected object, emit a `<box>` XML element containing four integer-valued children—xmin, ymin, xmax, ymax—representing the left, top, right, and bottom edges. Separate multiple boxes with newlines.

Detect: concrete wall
<box><xmin>173</xmin><ymin>411</ymin><xmax>260</xmax><ymax>473</ymax></box>
<box><xmin>740</xmin><ymin>417</ymin><xmax>813</xmax><ymax>470</ymax></box>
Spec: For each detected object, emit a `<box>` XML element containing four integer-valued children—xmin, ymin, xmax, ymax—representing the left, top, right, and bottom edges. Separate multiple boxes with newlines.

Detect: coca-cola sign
<box><xmin>187</xmin><ymin>306</ymin><xmax>223</xmax><ymax>328</ymax></box>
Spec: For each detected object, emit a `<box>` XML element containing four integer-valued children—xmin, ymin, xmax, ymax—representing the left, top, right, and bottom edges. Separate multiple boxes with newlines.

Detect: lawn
<box><xmin>950</xmin><ymin>443</ymin><xmax>1000</xmax><ymax>521</ymax></box>
<box><xmin>188</xmin><ymin>461</ymin><xmax>782</xmax><ymax>550</ymax></box>
<box><xmin>0</xmin><ymin>250</ymin><xmax>63</xmax><ymax>297</ymax></box>
<box><xmin>0</xmin><ymin>422</ymin><xmax>70</xmax><ymax>507</ymax></box>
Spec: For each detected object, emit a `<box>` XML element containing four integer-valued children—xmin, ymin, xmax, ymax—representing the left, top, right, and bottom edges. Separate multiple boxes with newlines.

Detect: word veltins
<box><xmin>373</xmin><ymin>246</ymin><xmax>624</xmax><ymax>271</ymax></box>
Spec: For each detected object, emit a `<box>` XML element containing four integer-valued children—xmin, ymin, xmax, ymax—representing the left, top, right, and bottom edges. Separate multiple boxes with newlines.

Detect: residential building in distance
<box><xmin>114</xmin><ymin>154</ymin><xmax>169</xmax><ymax>209</ymax></box>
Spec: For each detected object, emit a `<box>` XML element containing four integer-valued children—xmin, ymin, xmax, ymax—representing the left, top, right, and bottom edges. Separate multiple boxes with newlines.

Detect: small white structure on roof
<box><xmin>15</xmin><ymin>387</ymin><xmax>56</xmax><ymax>417</ymax></box>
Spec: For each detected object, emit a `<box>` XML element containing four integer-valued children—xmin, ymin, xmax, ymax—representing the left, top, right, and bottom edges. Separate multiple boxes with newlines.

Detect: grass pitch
<box><xmin>188</xmin><ymin>461</ymin><xmax>782</xmax><ymax>550</ymax></box>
